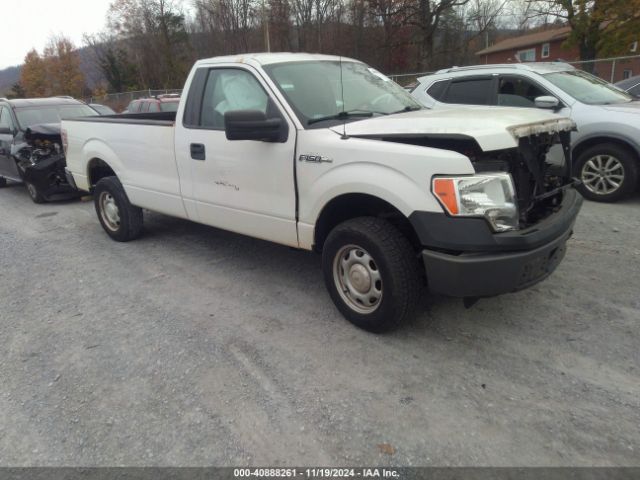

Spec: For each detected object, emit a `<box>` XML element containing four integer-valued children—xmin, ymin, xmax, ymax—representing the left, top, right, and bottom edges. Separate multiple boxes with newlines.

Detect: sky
<box><xmin>0</xmin><ymin>0</ymin><xmax>113</xmax><ymax>69</ymax></box>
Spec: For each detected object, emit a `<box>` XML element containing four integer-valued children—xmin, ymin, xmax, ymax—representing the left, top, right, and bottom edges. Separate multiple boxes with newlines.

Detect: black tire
<box><xmin>322</xmin><ymin>217</ymin><xmax>422</xmax><ymax>333</ymax></box>
<box><xmin>94</xmin><ymin>176</ymin><xmax>143</xmax><ymax>242</ymax></box>
<box><xmin>575</xmin><ymin>143</ymin><xmax>638</xmax><ymax>202</ymax></box>
<box><xmin>25</xmin><ymin>181</ymin><xmax>46</xmax><ymax>203</ymax></box>
<box><xmin>0</xmin><ymin>177</ymin><xmax>6</xmax><ymax>188</ymax></box>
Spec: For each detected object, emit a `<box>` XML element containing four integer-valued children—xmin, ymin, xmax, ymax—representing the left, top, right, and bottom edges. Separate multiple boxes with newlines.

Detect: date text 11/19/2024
<box><xmin>233</xmin><ymin>468</ymin><xmax>400</xmax><ymax>478</ymax></box>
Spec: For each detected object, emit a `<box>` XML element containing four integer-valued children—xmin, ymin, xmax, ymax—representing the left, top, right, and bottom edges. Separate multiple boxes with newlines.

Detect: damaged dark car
<box><xmin>0</xmin><ymin>97</ymin><xmax>98</xmax><ymax>203</ymax></box>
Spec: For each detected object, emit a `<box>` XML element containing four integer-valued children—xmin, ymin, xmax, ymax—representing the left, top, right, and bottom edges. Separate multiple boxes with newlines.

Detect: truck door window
<box><xmin>0</xmin><ymin>106</ymin><xmax>13</xmax><ymax>131</ymax></box>
<box><xmin>140</xmin><ymin>102</ymin><xmax>150</xmax><ymax>113</ymax></box>
<box><xmin>443</xmin><ymin>77</ymin><xmax>494</xmax><ymax>105</ymax></box>
<box><xmin>498</xmin><ymin>76</ymin><xmax>549</xmax><ymax>107</ymax></box>
<box><xmin>148</xmin><ymin>102</ymin><xmax>160</xmax><ymax>112</ymax></box>
<box><xmin>200</xmin><ymin>69</ymin><xmax>269</xmax><ymax>129</ymax></box>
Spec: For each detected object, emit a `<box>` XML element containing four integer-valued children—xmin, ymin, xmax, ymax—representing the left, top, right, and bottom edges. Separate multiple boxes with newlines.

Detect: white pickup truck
<box><xmin>62</xmin><ymin>53</ymin><xmax>582</xmax><ymax>332</ymax></box>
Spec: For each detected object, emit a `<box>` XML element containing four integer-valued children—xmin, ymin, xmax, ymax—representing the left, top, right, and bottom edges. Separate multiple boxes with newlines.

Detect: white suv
<box><xmin>412</xmin><ymin>63</ymin><xmax>640</xmax><ymax>202</ymax></box>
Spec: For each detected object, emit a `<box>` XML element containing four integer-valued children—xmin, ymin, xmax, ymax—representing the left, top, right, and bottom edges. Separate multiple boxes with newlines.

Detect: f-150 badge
<box><xmin>299</xmin><ymin>154</ymin><xmax>333</xmax><ymax>164</ymax></box>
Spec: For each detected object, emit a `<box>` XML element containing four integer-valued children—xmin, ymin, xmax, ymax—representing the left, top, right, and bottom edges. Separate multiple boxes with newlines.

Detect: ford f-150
<box><xmin>62</xmin><ymin>53</ymin><xmax>582</xmax><ymax>332</ymax></box>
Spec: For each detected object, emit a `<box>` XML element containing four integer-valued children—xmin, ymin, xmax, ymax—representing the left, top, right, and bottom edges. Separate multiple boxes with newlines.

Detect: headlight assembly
<box><xmin>432</xmin><ymin>173</ymin><xmax>519</xmax><ymax>232</ymax></box>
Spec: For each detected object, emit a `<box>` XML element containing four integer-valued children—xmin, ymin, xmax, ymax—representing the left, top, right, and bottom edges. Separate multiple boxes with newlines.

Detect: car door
<box><xmin>174</xmin><ymin>65</ymin><xmax>298</xmax><ymax>247</ymax></box>
<box><xmin>0</xmin><ymin>106</ymin><xmax>21</xmax><ymax>181</ymax></box>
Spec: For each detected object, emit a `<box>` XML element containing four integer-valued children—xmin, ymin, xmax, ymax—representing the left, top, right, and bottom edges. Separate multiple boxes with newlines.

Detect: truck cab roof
<box><xmin>195</xmin><ymin>52</ymin><xmax>360</xmax><ymax>67</ymax></box>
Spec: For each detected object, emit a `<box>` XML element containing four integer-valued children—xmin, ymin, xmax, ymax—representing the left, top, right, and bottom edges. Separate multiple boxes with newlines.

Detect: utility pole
<box><xmin>263</xmin><ymin>0</ymin><xmax>271</xmax><ymax>52</ymax></box>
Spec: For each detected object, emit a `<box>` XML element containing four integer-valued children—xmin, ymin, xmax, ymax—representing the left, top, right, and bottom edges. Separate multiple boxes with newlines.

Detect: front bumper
<box><xmin>417</xmin><ymin>189</ymin><xmax>583</xmax><ymax>297</ymax></box>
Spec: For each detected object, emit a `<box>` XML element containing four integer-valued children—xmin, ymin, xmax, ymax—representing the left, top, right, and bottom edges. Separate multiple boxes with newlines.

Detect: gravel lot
<box><xmin>0</xmin><ymin>182</ymin><xmax>639</xmax><ymax>466</ymax></box>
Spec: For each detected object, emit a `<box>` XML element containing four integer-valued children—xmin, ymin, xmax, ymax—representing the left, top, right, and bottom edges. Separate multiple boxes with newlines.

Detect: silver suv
<box><xmin>412</xmin><ymin>63</ymin><xmax>640</xmax><ymax>202</ymax></box>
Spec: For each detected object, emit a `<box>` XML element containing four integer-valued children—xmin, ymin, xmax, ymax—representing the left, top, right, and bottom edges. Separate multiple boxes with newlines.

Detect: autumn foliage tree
<box><xmin>19</xmin><ymin>37</ymin><xmax>86</xmax><ymax>98</ymax></box>
<box><xmin>20</xmin><ymin>49</ymin><xmax>48</xmax><ymax>97</ymax></box>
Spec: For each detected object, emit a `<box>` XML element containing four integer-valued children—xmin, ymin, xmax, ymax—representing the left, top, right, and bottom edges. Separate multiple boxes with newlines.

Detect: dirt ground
<box><xmin>0</xmin><ymin>182</ymin><xmax>639</xmax><ymax>466</ymax></box>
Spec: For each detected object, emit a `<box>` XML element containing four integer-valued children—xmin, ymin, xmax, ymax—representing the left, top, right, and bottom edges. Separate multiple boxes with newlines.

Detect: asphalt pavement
<box><xmin>0</xmin><ymin>181</ymin><xmax>639</xmax><ymax>466</ymax></box>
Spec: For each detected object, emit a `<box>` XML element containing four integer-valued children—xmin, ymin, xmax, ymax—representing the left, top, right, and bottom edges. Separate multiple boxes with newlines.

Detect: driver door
<box><xmin>0</xmin><ymin>106</ymin><xmax>21</xmax><ymax>181</ymax></box>
<box><xmin>174</xmin><ymin>66</ymin><xmax>298</xmax><ymax>247</ymax></box>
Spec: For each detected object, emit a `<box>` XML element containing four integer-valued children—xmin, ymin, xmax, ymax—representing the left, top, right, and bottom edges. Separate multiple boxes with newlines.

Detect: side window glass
<box><xmin>140</xmin><ymin>102</ymin><xmax>150</xmax><ymax>113</ymax></box>
<box><xmin>427</xmin><ymin>80</ymin><xmax>448</xmax><ymax>101</ymax></box>
<box><xmin>148</xmin><ymin>102</ymin><xmax>160</xmax><ymax>112</ymax></box>
<box><xmin>200</xmin><ymin>69</ymin><xmax>269</xmax><ymax>129</ymax></box>
<box><xmin>0</xmin><ymin>107</ymin><xmax>13</xmax><ymax>130</ymax></box>
<box><xmin>444</xmin><ymin>78</ymin><xmax>493</xmax><ymax>105</ymax></box>
<box><xmin>498</xmin><ymin>76</ymin><xmax>550</xmax><ymax>107</ymax></box>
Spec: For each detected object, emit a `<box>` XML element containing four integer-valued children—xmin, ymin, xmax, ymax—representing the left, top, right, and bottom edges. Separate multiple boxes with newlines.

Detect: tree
<box><xmin>525</xmin><ymin>0</ymin><xmax>640</xmax><ymax>64</ymax></box>
<box><xmin>108</xmin><ymin>0</ymin><xmax>193</xmax><ymax>89</ymax></box>
<box><xmin>20</xmin><ymin>49</ymin><xmax>48</xmax><ymax>97</ymax></box>
<box><xmin>85</xmin><ymin>34</ymin><xmax>141</xmax><ymax>92</ymax></box>
<box><xmin>43</xmin><ymin>36</ymin><xmax>87</xmax><ymax>97</ymax></box>
<box><xmin>7</xmin><ymin>83</ymin><xmax>26</xmax><ymax>99</ymax></box>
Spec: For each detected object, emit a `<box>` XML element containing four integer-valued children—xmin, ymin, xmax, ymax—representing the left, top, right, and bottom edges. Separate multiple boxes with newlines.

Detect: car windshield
<box><xmin>544</xmin><ymin>70</ymin><xmax>633</xmax><ymax>105</ymax></box>
<box><xmin>263</xmin><ymin>60</ymin><xmax>423</xmax><ymax>126</ymax></box>
<box><xmin>15</xmin><ymin>104</ymin><xmax>98</xmax><ymax>129</ymax></box>
<box><xmin>160</xmin><ymin>102</ymin><xmax>179</xmax><ymax>112</ymax></box>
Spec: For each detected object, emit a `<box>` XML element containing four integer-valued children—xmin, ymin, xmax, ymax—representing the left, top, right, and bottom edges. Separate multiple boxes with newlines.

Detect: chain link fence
<box><xmin>388</xmin><ymin>55</ymin><xmax>640</xmax><ymax>88</ymax></box>
<box><xmin>88</xmin><ymin>54</ymin><xmax>639</xmax><ymax>112</ymax></box>
<box><xmin>86</xmin><ymin>89</ymin><xmax>183</xmax><ymax>112</ymax></box>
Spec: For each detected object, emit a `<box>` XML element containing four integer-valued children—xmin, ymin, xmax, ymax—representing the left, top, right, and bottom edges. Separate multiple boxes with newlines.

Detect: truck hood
<box><xmin>330</xmin><ymin>106</ymin><xmax>575</xmax><ymax>152</ymax></box>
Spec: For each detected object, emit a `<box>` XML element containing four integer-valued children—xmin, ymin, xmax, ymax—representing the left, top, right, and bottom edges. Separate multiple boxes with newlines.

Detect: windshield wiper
<box><xmin>390</xmin><ymin>106</ymin><xmax>422</xmax><ymax>114</ymax></box>
<box><xmin>308</xmin><ymin>110</ymin><xmax>375</xmax><ymax>125</ymax></box>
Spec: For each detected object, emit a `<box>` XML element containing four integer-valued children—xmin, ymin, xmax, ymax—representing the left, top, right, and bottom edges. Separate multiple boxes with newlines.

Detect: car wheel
<box><xmin>94</xmin><ymin>176</ymin><xmax>143</xmax><ymax>242</ymax></box>
<box><xmin>25</xmin><ymin>181</ymin><xmax>46</xmax><ymax>203</ymax></box>
<box><xmin>0</xmin><ymin>177</ymin><xmax>6</xmax><ymax>188</ymax></box>
<box><xmin>575</xmin><ymin>143</ymin><xmax>638</xmax><ymax>202</ymax></box>
<box><xmin>322</xmin><ymin>217</ymin><xmax>422</xmax><ymax>333</ymax></box>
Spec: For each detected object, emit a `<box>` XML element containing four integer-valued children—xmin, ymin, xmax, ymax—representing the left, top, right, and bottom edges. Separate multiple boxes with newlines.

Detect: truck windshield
<box><xmin>15</xmin><ymin>104</ymin><xmax>98</xmax><ymax>129</ymax></box>
<box><xmin>544</xmin><ymin>70</ymin><xmax>633</xmax><ymax>105</ymax></box>
<box><xmin>263</xmin><ymin>60</ymin><xmax>423</xmax><ymax>126</ymax></box>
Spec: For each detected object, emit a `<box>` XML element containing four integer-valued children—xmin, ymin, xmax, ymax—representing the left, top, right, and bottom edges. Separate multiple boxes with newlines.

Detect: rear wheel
<box><xmin>322</xmin><ymin>217</ymin><xmax>422</xmax><ymax>333</ymax></box>
<box><xmin>575</xmin><ymin>143</ymin><xmax>638</xmax><ymax>202</ymax></box>
<box><xmin>94</xmin><ymin>176</ymin><xmax>143</xmax><ymax>241</ymax></box>
<box><xmin>25</xmin><ymin>181</ymin><xmax>46</xmax><ymax>203</ymax></box>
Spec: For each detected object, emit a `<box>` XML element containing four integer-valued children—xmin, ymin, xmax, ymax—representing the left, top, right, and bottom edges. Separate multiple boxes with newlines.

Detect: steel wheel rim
<box><xmin>99</xmin><ymin>192</ymin><xmax>121</xmax><ymax>231</ymax></box>
<box><xmin>333</xmin><ymin>244</ymin><xmax>383</xmax><ymax>314</ymax></box>
<box><xmin>581</xmin><ymin>154</ymin><xmax>625</xmax><ymax>195</ymax></box>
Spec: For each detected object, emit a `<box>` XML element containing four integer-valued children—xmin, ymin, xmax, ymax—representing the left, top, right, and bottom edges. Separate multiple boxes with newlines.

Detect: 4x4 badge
<box><xmin>299</xmin><ymin>154</ymin><xmax>333</xmax><ymax>164</ymax></box>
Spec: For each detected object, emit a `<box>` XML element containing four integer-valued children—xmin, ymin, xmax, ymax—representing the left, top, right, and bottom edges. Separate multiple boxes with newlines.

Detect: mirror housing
<box><xmin>224</xmin><ymin>110</ymin><xmax>287</xmax><ymax>142</ymax></box>
<box><xmin>534</xmin><ymin>96</ymin><xmax>560</xmax><ymax>110</ymax></box>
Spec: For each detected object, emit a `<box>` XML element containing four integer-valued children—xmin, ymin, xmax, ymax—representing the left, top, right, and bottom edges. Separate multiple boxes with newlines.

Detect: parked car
<box><xmin>614</xmin><ymin>75</ymin><xmax>640</xmax><ymax>98</ymax></box>
<box><xmin>0</xmin><ymin>97</ymin><xmax>97</xmax><ymax>202</ymax></box>
<box><xmin>412</xmin><ymin>63</ymin><xmax>640</xmax><ymax>202</ymax></box>
<box><xmin>62</xmin><ymin>53</ymin><xmax>581</xmax><ymax>332</ymax></box>
<box><xmin>123</xmin><ymin>94</ymin><xmax>180</xmax><ymax>114</ymax></box>
<box><xmin>89</xmin><ymin>103</ymin><xmax>116</xmax><ymax>115</ymax></box>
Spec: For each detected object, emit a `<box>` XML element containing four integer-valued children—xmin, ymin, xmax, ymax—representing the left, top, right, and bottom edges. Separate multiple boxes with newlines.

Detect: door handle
<box><xmin>190</xmin><ymin>143</ymin><xmax>205</xmax><ymax>161</ymax></box>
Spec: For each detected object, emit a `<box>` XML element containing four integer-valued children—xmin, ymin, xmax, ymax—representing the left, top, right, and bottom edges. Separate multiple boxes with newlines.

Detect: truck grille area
<box><xmin>473</xmin><ymin>131</ymin><xmax>574</xmax><ymax>228</ymax></box>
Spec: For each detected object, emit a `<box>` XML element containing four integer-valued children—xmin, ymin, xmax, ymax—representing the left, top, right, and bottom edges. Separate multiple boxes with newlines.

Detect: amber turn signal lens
<box><xmin>433</xmin><ymin>178</ymin><xmax>459</xmax><ymax>215</ymax></box>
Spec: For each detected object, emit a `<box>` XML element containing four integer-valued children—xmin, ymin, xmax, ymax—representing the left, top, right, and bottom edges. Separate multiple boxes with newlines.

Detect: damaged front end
<box><xmin>382</xmin><ymin>117</ymin><xmax>577</xmax><ymax>229</ymax></box>
<box><xmin>16</xmin><ymin>123</ymin><xmax>79</xmax><ymax>201</ymax></box>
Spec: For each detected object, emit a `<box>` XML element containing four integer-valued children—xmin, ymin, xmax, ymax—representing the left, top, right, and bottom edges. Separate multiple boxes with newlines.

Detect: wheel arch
<box><xmin>313</xmin><ymin>193</ymin><xmax>421</xmax><ymax>253</ymax></box>
<box><xmin>572</xmin><ymin>135</ymin><xmax>640</xmax><ymax>164</ymax></box>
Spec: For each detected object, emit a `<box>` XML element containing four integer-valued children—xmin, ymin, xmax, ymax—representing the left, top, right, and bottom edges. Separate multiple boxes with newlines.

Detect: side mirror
<box><xmin>534</xmin><ymin>96</ymin><xmax>560</xmax><ymax>110</ymax></box>
<box><xmin>0</xmin><ymin>127</ymin><xmax>14</xmax><ymax>136</ymax></box>
<box><xmin>224</xmin><ymin>110</ymin><xmax>287</xmax><ymax>142</ymax></box>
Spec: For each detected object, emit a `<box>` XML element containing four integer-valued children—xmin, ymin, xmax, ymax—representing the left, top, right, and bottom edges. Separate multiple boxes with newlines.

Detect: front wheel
<box><xmin>25</xmin><ymin>181</ymin><xmax>46</xmax><ymax>203</ymax></box>
<box><xmin>575</xmin><ymin>143</ymin><xmax>638</xmax><ymax>202</ymax></box>
<box><xmin>94</xmin><ymin>176</ymin><xmax>143</xmax><ymax>241</ymax></box>
<box><xmin>322</xmin><ymin>217</ymin><xmax>422</xmax><ymax>333</ymax></box>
